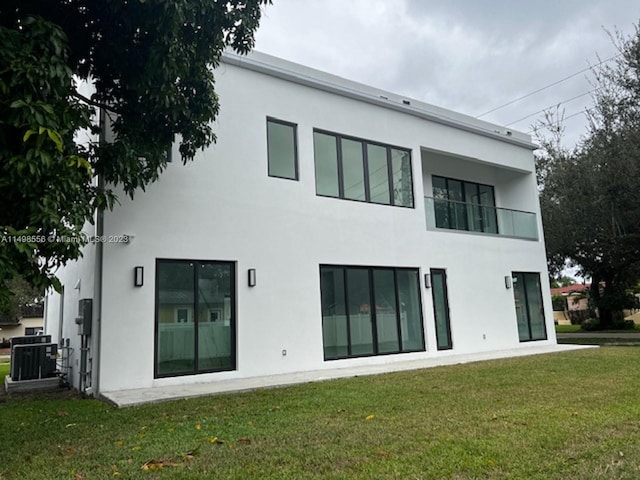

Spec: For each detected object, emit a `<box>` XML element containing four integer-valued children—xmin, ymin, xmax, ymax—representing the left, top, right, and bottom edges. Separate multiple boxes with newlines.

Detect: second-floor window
<box><xmin>267</xmin><ymin>118</ymin><xmax>298</xmax><ymax>180</ymax></box>
<box><xmin>432</xmin><ymin>175</ymin><xmax>498</xmax><ymax>233</ymax></box>
<box><xmin>313</xmin><ymin>129</ymin><xmax>414</xmax><ymax>207</ymax></box>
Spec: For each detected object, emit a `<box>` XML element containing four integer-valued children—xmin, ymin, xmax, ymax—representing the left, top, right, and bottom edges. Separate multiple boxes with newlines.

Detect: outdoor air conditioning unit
<box><xmin>10</xmin><ymin>343</ymin><xmax>58</xmax><ymax>381</ymax></box>
<box><xmin>10</xmin><ymin>335</ymin><xmax>51</xmax><ymax>348</ymax></box>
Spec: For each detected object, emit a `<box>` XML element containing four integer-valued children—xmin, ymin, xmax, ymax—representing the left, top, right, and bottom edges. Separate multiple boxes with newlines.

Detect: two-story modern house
<box><xmin>44</xmin><ymin>51</ymin><xmax>556</xmax><ymax>399</ymax></box>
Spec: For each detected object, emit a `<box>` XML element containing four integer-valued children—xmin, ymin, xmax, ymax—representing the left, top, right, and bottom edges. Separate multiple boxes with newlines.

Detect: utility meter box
<box><xmin>76</xmin><ymin>298</ymin><xmax>93</xmax><ymax>336</ymax></box>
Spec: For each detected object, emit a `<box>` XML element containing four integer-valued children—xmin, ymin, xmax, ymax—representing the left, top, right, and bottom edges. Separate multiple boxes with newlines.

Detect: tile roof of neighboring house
<box><xmin>550</xmin><ymin>284</ymin><xmax>591</xmax><ymax>296</ymax></box>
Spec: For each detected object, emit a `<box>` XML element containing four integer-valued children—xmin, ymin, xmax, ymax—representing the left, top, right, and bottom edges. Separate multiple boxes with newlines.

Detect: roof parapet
<box><xmin>221</xmin><ymin>51</ymin><xmax>538</xmax><ymax>151</ymax></box>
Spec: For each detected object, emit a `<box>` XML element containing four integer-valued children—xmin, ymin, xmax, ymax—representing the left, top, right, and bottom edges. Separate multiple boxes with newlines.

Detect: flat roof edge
<box><xmin>221</xmin><ymin>52</ymin><xmax>538</xmax><ymax>151</ymax></box>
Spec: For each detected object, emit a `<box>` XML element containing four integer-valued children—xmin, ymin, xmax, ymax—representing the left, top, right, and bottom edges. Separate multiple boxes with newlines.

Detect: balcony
<box><xmin>424</xmin><ymin>197</ymin><xmax>538</xmax><ymax>240</ymax></box>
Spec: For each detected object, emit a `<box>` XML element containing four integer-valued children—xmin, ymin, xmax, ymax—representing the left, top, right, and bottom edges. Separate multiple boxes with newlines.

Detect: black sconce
<box><xmin>134</xmin><ymin>266</ymin><xmax>144</xmax><ymax>287</ymax></box>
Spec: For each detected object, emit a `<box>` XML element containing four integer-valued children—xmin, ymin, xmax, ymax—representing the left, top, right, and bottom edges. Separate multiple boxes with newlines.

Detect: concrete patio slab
<box><xmin>101</xmin><ymin>344</ymin><xmax>595</xmax><ymax>408</ymax></box>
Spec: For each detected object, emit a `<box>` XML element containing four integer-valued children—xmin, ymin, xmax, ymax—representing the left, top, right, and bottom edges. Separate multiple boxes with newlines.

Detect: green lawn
<box><xmin>2</xmin><ymin>348</ymin><xmax>640</xmax><ymax>479</ymax></box>
<box><xmin>558</xmin><ymin>338</ymin><xmax>640</xmax><ymax>346</ymax></box>
<box><xmin>556</xmin><ymin>324</ymin><xmax>640</xmax><ymax>334</ymax></box>
<box><xmin>555</xmin><ymin>324</ymin><xmax>582</xmax><ymax>333</ymax></box>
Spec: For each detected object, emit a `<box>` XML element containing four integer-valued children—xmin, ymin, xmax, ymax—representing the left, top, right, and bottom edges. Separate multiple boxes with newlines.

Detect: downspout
<box><xmin>89</xmin><ymin>108</ymin><xmax>106</xmax><ymax>396</ymax></box>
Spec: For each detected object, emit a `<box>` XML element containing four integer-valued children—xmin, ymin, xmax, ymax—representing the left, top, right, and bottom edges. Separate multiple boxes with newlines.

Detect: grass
<box><xmin>2</xmin><ymin>348</ymin><xmax>640</xmax><ymax>479</ymax></box>
<box><xmin>558</xmin><ymin>338</ymin><xmax>640</xmax><ymax>346</ymax></box>
<box><xmin>556</xmin><ymin>324</ymin><xmax>582</xmax><ymax>333</ymax></box>
<box><xmin>556</xmin><ymin>324</ymin><xmax>640</xmax><ymax>334</ymax></box>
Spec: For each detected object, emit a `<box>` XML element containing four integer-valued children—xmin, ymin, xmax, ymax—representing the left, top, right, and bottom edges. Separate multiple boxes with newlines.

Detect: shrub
<box><xmin>568</xmin><ymin>310</ymin><xmax>590</xmax><ymax>325</ymax></box>
<box><xmin>611</xmin><ymin>319</ymin><xmax>636</xmax><ymax>330</ymax></box>
<box><xmin>582</xmin><ymin>318</ymin><xmax>601</xmax><ymax>331</ymax></box>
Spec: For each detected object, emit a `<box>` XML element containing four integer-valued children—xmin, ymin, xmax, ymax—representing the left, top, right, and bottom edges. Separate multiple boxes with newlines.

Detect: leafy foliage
<box><xmin>0</xmin><ymin>275</ymin><xmax>43</xmax><ymax>324</ymax></box>
<box><xmin>536</xmin><ymin>24</ymin><xmax>640</xmax><ymax>327</ymax></box>
<box><xmin>549</xmin><ymin>275</ymin><xmax>576</xmax><ymax>288</ymax></box>
<box><xmin>0</xmin><ymin>0</ymin><xmax>270</xmax><ymax>299</ymax></box>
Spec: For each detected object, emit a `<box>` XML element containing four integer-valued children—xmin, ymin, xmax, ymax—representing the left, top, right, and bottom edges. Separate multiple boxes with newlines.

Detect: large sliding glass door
<box><xmin>155</xmin><ymin>260</ymin><xmax>235</xmax><ymax>377</ymax></box>
<box><xmin>430</xmin><ymin>269</ymin><xmax>453</xmax><ymax>350</ymax></box>
<box><xmin>512</xmin><ymin>272</ymin><xmax>547</xmax><ymax>342</ymax></box>
<box><xmin>320</xmin><ymin>265</ymin><xmax>425</xmax><ymax>360</ymax></box>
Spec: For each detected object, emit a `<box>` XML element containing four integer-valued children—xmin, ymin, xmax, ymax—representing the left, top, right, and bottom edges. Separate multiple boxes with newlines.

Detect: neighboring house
<box><xmin>44</xmin><ymin>51</ymin><xmax>555</xmax><ymax>397</ymax></box>
<box><xmin>550</xmin><ymin>284</ymin><xmax>591</xmax><ymax>312</ymax></box>
<box><xmin>0</xmin><ymin>304</ymin><xmax>44</xmax><ymax>345</ymax></box>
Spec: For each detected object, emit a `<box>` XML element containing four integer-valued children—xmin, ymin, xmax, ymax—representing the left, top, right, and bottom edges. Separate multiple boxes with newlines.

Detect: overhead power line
<box><xmin>476</xmin><ymin>54</ymin><xmax>619</xmax><ymax>119</ymax></box>
<box><xmin>526</xmin><ymin>106</ymin><xmax>597</xmax><ymax>134</ymax></box>
<box><xmin>505</xmin><ymin>89</ymin><xmax>595</xmax><ymax>126</ymax></box>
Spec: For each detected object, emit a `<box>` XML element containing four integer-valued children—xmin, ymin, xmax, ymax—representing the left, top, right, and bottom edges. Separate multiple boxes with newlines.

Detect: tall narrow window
<box><xmin>320</xmin><ymin>267</ymin><xmax>348</xmax><ymax>359</ymax></box>
<box><xmin>313</xmin><ymin>129</ymin><xmax>413</xmax><ymax>208</ymax></box>
<box><xmin>391</xmin><ymin>149</ymin><xmax>414</xmax><ymax>207</ymax></box>
<box><xmin>347</xmin><ymin>268</ymin><xmax>374</xmax><ymax>356</ymax></box>
<box><xmin>342</xmin><ymin>139</ymin><xmax>366</xmax><ymax>201</ymax></box>
<box><xmin>512</xmin><ymin>272</ymin><xmax>547</xmax><ymax>342</ymax></box>
<box><xmin>314</xmin><ymin>132</ymin><xmax>340</xmax><ymax>197</ymax></box>
<box><xmin>267</xmin><ymin>118</ymin><xmax>298</xmax><ymax>180</ymax></box>
<box><xmin>320</xmin><ymin>265</ymin><xmax>425</xmax><ymax>360</ymax></box>
<box><xmin>367</xmin><ymin>144</ymin><xmax>391</xmax><ymax>204</ymax></box>
<box><xmin>156</xmin><ymin>260</ymin><xmax>235</xmax><ymax>377</ymax></box>
<box><xmin>396</xmin><ymin>270</ymin><xmax>423</xmax><ymax>351</ymax></box>
<box><xmin>430</xmin><ymin>269</ymin><xmax>453</xmax><ymax>350</ymax></box>
<box><xmin>373</xmin><ymin>269</ymin><xmax>400</xmax><ymax>353</ymax></box>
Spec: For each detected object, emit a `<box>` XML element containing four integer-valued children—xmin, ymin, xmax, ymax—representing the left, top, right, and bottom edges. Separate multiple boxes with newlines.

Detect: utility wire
<box><xmin>476</xmin><ymin>54</ymin><xmax>619</xmax><ymax>118</ymax></box>
<box><xmin>526</xmin><ymin>106</ymin><xmax>597</xmax><ymax>134</ymax></box>
<box><xmin>505</xmin><ymin>90</ymin><xmax>595</xmax><ymax>126</ymax></box>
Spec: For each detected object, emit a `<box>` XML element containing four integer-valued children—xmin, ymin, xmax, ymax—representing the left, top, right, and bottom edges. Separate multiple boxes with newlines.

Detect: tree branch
<box><xmin>72</xmin><ymin>91</ymin><xmax>120</xmax><ymax>115</ymax></box>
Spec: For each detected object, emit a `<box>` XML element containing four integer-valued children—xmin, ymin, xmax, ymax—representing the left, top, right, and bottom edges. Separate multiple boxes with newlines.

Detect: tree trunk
<box><xmin>598</xmin><ymin>304</ymin><xmax>614</xmax><ymax>329</ymax></box>
<box><xmin>590</xmin><ymin>276</ymin><xmax>614</xmax><ymax>329</ymax></box>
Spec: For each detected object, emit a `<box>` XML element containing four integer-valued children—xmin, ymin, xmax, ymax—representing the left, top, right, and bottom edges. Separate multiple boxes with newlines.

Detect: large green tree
<box><xmin>0</xmin><ymin>0</ymin><xmax>270</xmax><ymax>298</ymax></box>
<box><xmin>0</xmin><ymin>276</ymin><xmax>43</xmax><ymax>325</ymax></box>
<box><xmin>537</xmin><ymin>25</ymin><xmax>640</xmax><ymax>328</ymax></box>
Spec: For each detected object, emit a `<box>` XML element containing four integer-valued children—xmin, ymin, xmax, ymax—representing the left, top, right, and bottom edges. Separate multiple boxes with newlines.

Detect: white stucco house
<box><xmin>44</xmin><ymin>51</ymin><xmax>555</xmax><ymax>398</ymax></box>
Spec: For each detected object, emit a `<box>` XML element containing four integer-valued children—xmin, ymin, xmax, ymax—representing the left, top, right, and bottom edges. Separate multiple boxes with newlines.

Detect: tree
<box><xmin>0</xmin><ymin>0</ymin><xmax>270</xmax><ymax>299</ymax></box>
<box><xmin>536</xmin><ymin>25</ymin><xmax>640</xmax><ymax>328</ymax></box>
<box><xmin>549</xmin><ymin>275</ymin><xmax>576</xmax><ymax>289</ymax></box>
<box><xmin>0</xmin><ymin>276</ymin><xmax>43</xmax><ymax>324</ymax></box>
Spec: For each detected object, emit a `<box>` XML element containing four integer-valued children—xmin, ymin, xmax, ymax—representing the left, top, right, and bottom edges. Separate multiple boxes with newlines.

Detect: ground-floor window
<box><xmin>512</xmin><ymin>272</ymin><xmax>547</xmax><ymax>341</ymax></box>
<box><xmin>430</xmin><ymin>268</ymin><xmax>453</xmax><ymax>350</ymax></box>
<box><xmin>320</xmin><ymin>265</ymin><xmax>425</xmax><ymax>360</ymax></box>
<box><xmin>155</xmin><ymin>259</ymin><xmax>235</xmax><ymax>377</ymax></box>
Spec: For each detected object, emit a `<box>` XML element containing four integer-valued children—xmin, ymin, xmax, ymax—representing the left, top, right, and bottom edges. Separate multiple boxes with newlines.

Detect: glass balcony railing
<box><xmin>424</xmin><ymin>197</ymin><xmax>538</xmax><ymax>240</ymax></box>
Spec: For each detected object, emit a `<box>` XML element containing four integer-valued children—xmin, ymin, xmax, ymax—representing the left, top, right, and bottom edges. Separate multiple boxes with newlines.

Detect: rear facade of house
<box><xmin>44</xmin><ymin>51</ymin><xmax>555</xmax><ymax>396</ymax></box>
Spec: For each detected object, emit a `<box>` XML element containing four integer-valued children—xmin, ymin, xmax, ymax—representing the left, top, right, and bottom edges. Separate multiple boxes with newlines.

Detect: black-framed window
<box><xmin>155</xmin><ymin>259</ymin><xmax>235</xmax><ymax>378</ymax></box>
<box><xmin>313</xmin><ymin>130</ymin><xmax>414</xmax><ymax>207</ymax></box>
<box><xmin>432</xmin><ymin>175</ymin><xmax>497</xmax><ymax>233</ymax></box>
<box><xmin>320</xmin><ymin>265</ymin><xmax>425</xmax><ymax>360</ymax></box>
<box><xmin>512</xmin><ymin>272</ymin><xmax>547</xmax><ymax>342</ymax></box>
<box><xmin>430</xmin><ymin>268</ymin><xmax>453</xmax><ymax>350</ymax></box>
<box><xmin>267</xmin><ymin>118</ymin><xmax>298</xmax><ymax>180</ymax></box>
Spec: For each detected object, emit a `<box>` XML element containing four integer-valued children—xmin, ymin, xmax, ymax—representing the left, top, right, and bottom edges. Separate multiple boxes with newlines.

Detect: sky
<box><xmin>253</xmin><ymin>0</ymin><xmax>640</xmax><ymax>149</ymax></box>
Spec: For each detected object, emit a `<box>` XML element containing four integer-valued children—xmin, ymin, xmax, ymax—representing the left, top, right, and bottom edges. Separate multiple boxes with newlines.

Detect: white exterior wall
<box><xmin>51</xmin><ymin>52</ymin><xmax>555</xmax><ymax>394</ymax></box>
<box><xmin>44</xmin><ymin>233</ymin><xmax>97</xmax><ymax>389</ymax></box>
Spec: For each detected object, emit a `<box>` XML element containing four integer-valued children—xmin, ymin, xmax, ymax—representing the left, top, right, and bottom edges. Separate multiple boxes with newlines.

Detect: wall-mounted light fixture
<box><xmin>504</xmin><ymin>275</ymin><xmax>512</xmax><ymax>289</ymax></box>
<box><xmin>134</xmin><ymin>266</ymin><xmax>144</xmax><ymax>287</ymax></box>
<box><xmin>424</xmin><ymin>273</ymin><xmax>431</xmax><ymax>289</ymax></box>
<box><xmin>248</xmin><ymin>268</ymin><xmax>256</xmax><ymax>287</ymax></box>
